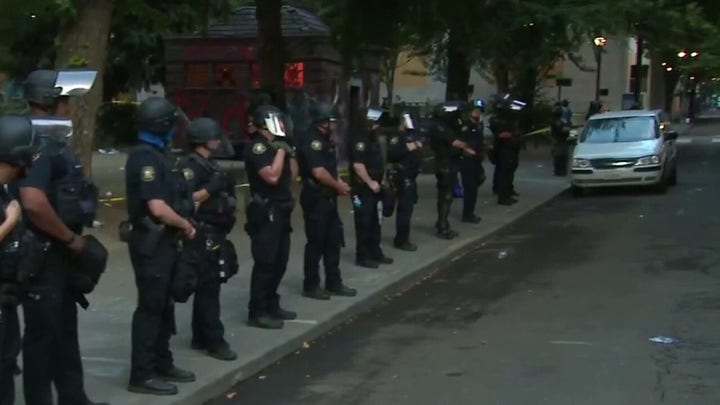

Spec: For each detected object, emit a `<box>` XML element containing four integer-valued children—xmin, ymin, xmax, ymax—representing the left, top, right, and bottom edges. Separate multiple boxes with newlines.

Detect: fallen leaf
<box><xmin>226</xmin><ymin>392</ymin><xmax>237</xmax><ymax>399</ymax></box>
<box><xmin>302</xmin><ymin>341</ymin><xmax>310</xmax><ymax>349</ymax></box>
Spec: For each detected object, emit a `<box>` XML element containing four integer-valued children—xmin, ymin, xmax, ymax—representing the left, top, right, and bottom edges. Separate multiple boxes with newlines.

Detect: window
<box><xmin>249</xmin><ymin>62</ymin><xmax>306</xmax><ymax>88</ymax></box>
<box><xmin>185</xmin><ymin>64</ymin><xmax>209</xmax><ymax>88</ymax></box>
<box><xmin>580</xmin><ymin>116</ymin><xmax>657</xmax><ymax>144</ymax></box>
<box><xmin>214</xmin><ymin>64</ymin><xmax>238</xmax><ymax>88</ymax></box>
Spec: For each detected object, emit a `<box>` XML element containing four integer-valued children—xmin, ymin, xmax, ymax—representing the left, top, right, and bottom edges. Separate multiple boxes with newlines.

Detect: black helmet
<box><xmin>137</xmin><ymin>97</ymin><xmax>178</xmax><ymax>136</ymax></box>
<box><xmin>187</xmin><ymin>117</ymin><xmax>223</xmax><ymax>145</ymax></box>
<box><xmin>24</xmin><ymin>70</ymin><xmax>61</xmax><ymax>110</ymax></box>
<box><xmin>0</xmin><ymin>115</ymin><xmax>36</xmax><ymax>168</ymax></box>
<box><xmin>309</xmin><ymin>102</ymin><xmax>338</xmax><ymax>124</ymax></box>
<box><xmin>252</xmin><ymin>105</ymin><xmax>286</xmax><ymax>137</ymax></box>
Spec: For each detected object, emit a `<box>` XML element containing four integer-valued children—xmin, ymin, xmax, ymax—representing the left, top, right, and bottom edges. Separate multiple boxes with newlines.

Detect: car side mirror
<box><xmin>663</xmin><ymin>131</ymin><xmax>678</xmax><ymax>141</ymax></box>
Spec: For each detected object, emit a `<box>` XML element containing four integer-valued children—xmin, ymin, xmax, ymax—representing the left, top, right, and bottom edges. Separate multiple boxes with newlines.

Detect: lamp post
<box><xmin>593</xmin><ymin>36</ymin><xmax>608</xmax><ymax>102</ymax></box>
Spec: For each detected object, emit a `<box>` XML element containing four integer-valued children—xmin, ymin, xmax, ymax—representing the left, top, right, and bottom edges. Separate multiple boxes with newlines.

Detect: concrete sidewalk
<box><xmin>15</xmin><ymin>148</ymin><xmax>568</xmax><ymax>405</ymax></box>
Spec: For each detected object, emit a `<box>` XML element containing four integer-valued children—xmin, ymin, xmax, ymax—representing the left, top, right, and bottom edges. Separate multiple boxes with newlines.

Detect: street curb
<box><xmin>176</xmin><ymin>188</ymin><xmax>570</xmax><ymax>404</ymax></box>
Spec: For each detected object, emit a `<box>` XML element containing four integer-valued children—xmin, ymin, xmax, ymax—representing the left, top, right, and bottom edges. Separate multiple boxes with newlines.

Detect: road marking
<box><xmin>286</xmin><ymin>319</ymin><xmax>319</xmax><ymax>325</ymax></box>
<box><xmin>549</xmin><ymin>340</ymin><xmax>594</xmax><ymax>346</ymax></box>
<box><xmin>676</xmin><ymin>138</ymin><xmax>692</xmax><ymax>144</ymax></box>
<box><xmin>711</xmin><ymin>138</ymin><xmax>720</xmax><ymax>143</ymax></box>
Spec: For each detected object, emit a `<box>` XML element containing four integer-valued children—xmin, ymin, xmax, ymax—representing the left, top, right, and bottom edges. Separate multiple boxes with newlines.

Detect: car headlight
<box><xmin>635</xmin><ymin>155</ymin><xmax>661</xmax><ymax>166</ymax></box>
<box><xmin>572</xmin><ymin>158</ymin><xmax>591</xmax><ymax>168</ymax></box>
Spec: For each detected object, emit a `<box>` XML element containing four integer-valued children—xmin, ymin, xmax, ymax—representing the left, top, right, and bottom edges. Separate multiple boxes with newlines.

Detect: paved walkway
<box><xmin>16</xmin><ymin>148</ymin><xmax>568</xmax><ymax>405</ymax></box>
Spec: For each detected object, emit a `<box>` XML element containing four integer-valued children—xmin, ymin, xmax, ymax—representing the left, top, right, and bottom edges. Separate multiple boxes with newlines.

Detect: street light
<box><xmin>593</xmin><ymin>36</ymin><xmax>608</xmax><ymax>102</ymax></box>
<box><xmin>690</xmin><ymin>51</ymin><xmax>699</xmax><ymax>57</ymax></box>
<box><xmin>678</xmin><ymin>51</ymin><xmax>687</xmax><ymax>58</ymax></box>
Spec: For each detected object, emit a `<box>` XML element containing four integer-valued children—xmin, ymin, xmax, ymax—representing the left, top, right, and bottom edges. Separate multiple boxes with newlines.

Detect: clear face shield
<box><xmin>30</xmin><ymin>117</ymin><xmax>74</xmax><ymax>156</ymax></box>
<box><xmin>401</xmin><ymin>113</ymin><xmax>415</xmax><ymax>130</ymax></box>
<box><xmin>264</xmin><ymin>112</ymin><xmax>287</xmax><ymax>137</ymax></box>
<box><xmin>55</xmin><ymin>70</ymin><xmax>98</xmax><ymax>96</ymax></box>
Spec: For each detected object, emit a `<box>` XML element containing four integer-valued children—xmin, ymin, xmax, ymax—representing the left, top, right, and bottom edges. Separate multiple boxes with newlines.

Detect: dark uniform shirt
<box><xmin>244</xmin><ymin>133</ymin><xmax>292</xmax><ymax>201</ymax></box>
<box><xmin>349</xmin><ymin>130</ymin><xmax>384</xmax><ymax>188</ymax></box>
<box><xmin>489</xmin><ymin>113</ymin><xmax>520</xmax><ymax>149</ymax></box>
<box><xmin>386</xmin><ymin>130</ymin><xmax>422</xmax><ymax>178</ymax></box>
<box><xmin>460</xmin><ymin>119</ymin><xmax>485</xmax><ymax>160</ymax></box>
<box><xmin>298</xmin><ymin>128</ymin><xmax>338</xmax><ymax>186</ymax></box>
<box><xmin>125</xmin><ymin>143</ymin><xmax>174</xmax><ymax>223</ymax></box>
<box><xmin>179</xmin><ymin>152</ymin><xmax>236</xmax><ymax>227</ymax></box>
<box><xmin>430</xmin><ymin>119</ymin><xmax>462</xmax><ymax>164</ymax></box>
<box><xmin>17</xmin><ymin>150</ymin><xmax>82</xmax><ymax>234</ymax></box>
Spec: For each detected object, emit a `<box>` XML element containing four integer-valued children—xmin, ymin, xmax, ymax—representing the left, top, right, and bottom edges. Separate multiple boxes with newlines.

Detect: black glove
<box><xmin>205</xmin><ymin>172</ymin><xmax>227</xmax><ymax>194</ymax></box>
<box><xmin>272</xmin><ymin>140</ymin><xmax>295</xmax><ymax>157</ymax></box>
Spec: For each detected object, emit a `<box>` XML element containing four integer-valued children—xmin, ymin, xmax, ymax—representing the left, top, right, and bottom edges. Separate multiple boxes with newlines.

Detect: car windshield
<box><xmin>580</xmin><ymin>116</ymin><xmax>657</xmax><ymax>143</ymax></box>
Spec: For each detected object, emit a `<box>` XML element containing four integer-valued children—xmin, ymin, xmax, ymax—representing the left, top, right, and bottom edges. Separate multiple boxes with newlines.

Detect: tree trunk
<box><xmin>54</xmin><ymin>0</ymin><xmax>113</xmax><ymax>177</ymax></box>
<box><xmin>491</xmin><ymin>61</ymin><xmax>510</xmax><ymax>94</ymax></box>
<box><xmin>256</xmin><ymin>0</ymin><xmax>286</xmax><ymax>110</ymax></box>
<box><xmin>382</xmin><ymin>50</ymin><xmax>399</xmax><ymax>107</ymax></box>
<box><xmin>444</xmin><ymin>28</ymin><xmax>471</xmax><ymax>101</ymax></box>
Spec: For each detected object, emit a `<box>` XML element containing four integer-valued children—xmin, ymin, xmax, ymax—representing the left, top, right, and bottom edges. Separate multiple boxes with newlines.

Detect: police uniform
<box><xmin>489</xmin><ymin>103</ymin><xmax>521</xmax><ymax>205</ymax></box>
<box><xmin>550</xmin><ymin>105</ymin><xmax>570</xmax><ymax>176</ymax></box>
<box><xmin>386</xmin><ymin>126</ymin><xmax>422</xmax><ymax>251</ymax></box>
<box><xmin>429</xmin><ymin>115</ymin><xmax>462</xmax><ymax>239</ymax></box>
<box><xmin>0</xmin><ymin>114</ymin><xmax>37</xmax><ymax>405</ymax></box>
<box><xmin>179</xmin><ymin>148</ymin><xmax>237</xmax><ymax>360</ymax></box>
<box><xmin>125</xmin><ymin>97</ymin><xmax>195</xmax><ymax>395</ymax></box>
<box><xmin>349</xmin><ymin>125</ymin><xmax>392</xmax><ymax>268</ymax></box>
<box><xmin>459</xmin><ymin>118</ymin><xmax>485</xmax><ymax>222</ymax></box>
<box><xmin>298</xmin><ymin>126</ymin><xmax>355</xmax><ymax>298</ymax></box>
<box><xmin>244</xmin><ymin>129</ymin><xmax>295</xmax><ymax>329</ymax></box>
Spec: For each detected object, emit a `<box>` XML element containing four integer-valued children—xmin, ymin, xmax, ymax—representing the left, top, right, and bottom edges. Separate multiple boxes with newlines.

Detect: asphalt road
<box><xmin>207</xmin><ymin>129</ymin><xmax>720</xmax><ymax>405</ymax></box>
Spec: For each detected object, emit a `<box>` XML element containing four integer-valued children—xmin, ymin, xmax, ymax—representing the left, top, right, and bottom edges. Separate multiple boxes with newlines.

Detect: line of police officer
<box><xmin>0</xmin><ymin>68</ymin><xmax>110</xmax><ymax>405</ymax></box>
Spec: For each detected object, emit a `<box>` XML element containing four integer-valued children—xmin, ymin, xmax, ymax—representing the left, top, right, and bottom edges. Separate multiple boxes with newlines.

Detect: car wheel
<box><xmin>571</xmin><ymin>185</ymin><xmax>585</xmax><ymax>197</ymax></box>
<box><xmin>668</xmin><ymin>163</ymin><xmax>678</xmax><ymax>186</ymax></box>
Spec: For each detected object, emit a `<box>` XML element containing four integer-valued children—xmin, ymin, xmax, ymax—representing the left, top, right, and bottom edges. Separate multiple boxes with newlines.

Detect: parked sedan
<box><xmin>570</xmin><ymin>110</ymin><xmax>678</xmax><ymax>196</ymax></box>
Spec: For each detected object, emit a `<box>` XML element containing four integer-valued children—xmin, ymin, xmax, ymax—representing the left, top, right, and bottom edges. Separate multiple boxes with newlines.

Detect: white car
<box><xmin>570</xmin><ymin>110</ymin><xmax>678</xmax><ymax>195</ymax></box>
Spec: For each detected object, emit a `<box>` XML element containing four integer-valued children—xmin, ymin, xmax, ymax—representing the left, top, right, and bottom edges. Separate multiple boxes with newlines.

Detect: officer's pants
<box><xmin>248</xmin><ymin>208</ymin><xmax>291</xmax><ymax>318</ymax></box>
<box><xmin>0</xmin><ymin>305</ymin><xmax>20</xmax><ymax>405</ymax></box>
<box><xmin>460</xmin><ymin>158</ymin><xmax>485</xmax><ymax>218</ymax></box>
<box><xmin>128</xmin><ymin>232</ymin><xmax>177</xmax><ymax>382</ymax></box>
<box><xmin>353</xmin><ymin>189</ymin><xmax>382</xmax><ymax>262</ymax></box>
<box><xmin>301</xmin><ymin>189</ymin><xmax>343</xmax><ymax>291</ymax></box>
<box><xmin>552</xmin><ymin>142</ymin><xmax>569</xmax><ymax>176</ymax></box>
<box><xmin>23</xmin><ymin>244</ymin><xmax>89</xmax><ymax>405</ymax></box>
<box><xmin>191</xmin><ymin>237</ymin><xmax>226</xmax><ymax>351</ymax></box>
<box><xmin>495</xmin><ymin>147</ymin><xmax>519</xmax><ymax>200</ymax></box>
<box><xmin>435</xmin><ymin>168</ymin><xmax>457</xmax><ymax>232</ymax></box>
<box><xmin>393</xmin><ymin>175</ymin><xmax>417</xmax><ymax>245</ymax></box>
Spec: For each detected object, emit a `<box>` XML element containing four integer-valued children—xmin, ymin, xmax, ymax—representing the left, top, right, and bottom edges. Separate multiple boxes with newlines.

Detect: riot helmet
<box><xmin>252</xmin><ymin>105</ymin><xmax>286</xmax><ymax>137</ymax></box>
<box><xmin>400</xmin><ymin>112</ymin><xmax>415</xmax><ymax>130</ymax></box>
<box><xmin>137</xmin><ymin>97</ymin><xmax>179</xmax><ymax>136</ymax></box>
<box><xmin>24</xmin><ymin>69</ymin><xmax>98</xmax><ymax>113</ymax></box>
<box><xmin>0</xmin><ymin>115</ymin><xmax>36</xmax><ymax>170</ymax></box>
<box><xmin>187</xmin><ymin>117</ymin><xmax>223</xmax><ymax>145</ymax></box>
<box><xmin>366</xmin><ymin>107</ymin><xmax>384</xmax><ymax>122</ymax></box>
<box><xmin>24</xmin><ymin>70</ymin><xmax>61</xmax><ymax>110</ymax></box>
<box><xmin>309</xmin><ymin>102</ymin><xmax>339</xmax><ymax>124</ymax></box>
<box><xmin>471</xmin><ymin>99</ymin><xmax>485</xmax><ymax>112</ymax></box>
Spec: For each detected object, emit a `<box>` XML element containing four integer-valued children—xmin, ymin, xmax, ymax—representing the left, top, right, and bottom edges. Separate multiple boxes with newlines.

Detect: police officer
<box><xmin>459</xmin><ymin>99</ymin><xmax>486</xmax><ymax>223</ymax></box>
<box><xmin>125</xmin><ymin>96</ymin><xmax>196</xmax><ymax>395</ymax></box>
<box><xmin>430</xmin><ymin>102</ymin><xmax>476</xmax><ymax>239</ymax></box>
<box><xmin>178</xmin><ymin>118</ymin><xmax>238</xmax><ymax>360</ymax></box>
<box><xmin>0</xmin><ymin>115</ymin><xmax>35</xmax><ymax>405</ymax></box>
<box><xmin>386</xmin><ymin>112</ymin><xmax>422</xmax><ymax>251</ymax></box>
<box><xmin>349</xmin><ymin>106</ymin><xmax>393</xmax><ymax>268</ymax></box>
<box><xmin>550</xmin><ymin>102</ymin><xmax>570</xmax><ymax>176</ymax></box>
<box><xmin>489</xmin><ymin>94</ymin><xmax>523</xmax><ymax>205</ymax></box>
<box><xmin>16</xmin><ymin>69</ymin><xmax>108</xmax><ymax>405</ymax></box>
<box><xmin>298</xmin><ymin>102</ymin><xmax>356</xmax><ymax>300</ymax></box>
<box><xmin>244</xmin><ymin>105</ymin><xmax>297</xmax><ymax>329</ymax></box>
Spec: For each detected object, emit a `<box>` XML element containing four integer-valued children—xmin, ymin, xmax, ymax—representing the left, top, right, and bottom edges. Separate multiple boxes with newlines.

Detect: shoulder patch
<box><xmin>355</xmin><ymin>141</ymin><xmax>366</xmax><ymax>152</ymax></box>
<box><xmin>252</xmin><ymin>143</ymin><xmax>267</xmax><ymax>154</ymax></box>
<box><xmin>390</xmin><ymin>137</ymin><xmax>399</xmax><ymax>145</ymax></box>
<box><xmin>32</xmin><ymin>152</ymin><xmax>41</xmax><ymax>162</ymax></box>
<box><xmin>457</xmin><ymin>118</ymin><xmax>463</xmax><ymax>125</ymax></box>
<box><xmin>461</xmin><ymin>126</ymin><xmax>468</xmax><ymax>132</ymax></box>
<box><xmin>141</xmin><ymin>166</ymin><xmax>156</xmax><ymax>182</ymax></box>
<box><xmin>182</xmin><ymin>168</ymin><xmax>194</xmax><ymax>181</ymax></box>
<box><xmin>311</xmin><ymin>140</ymin><xmax>323</xmax><ymax>151</ymax></box>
